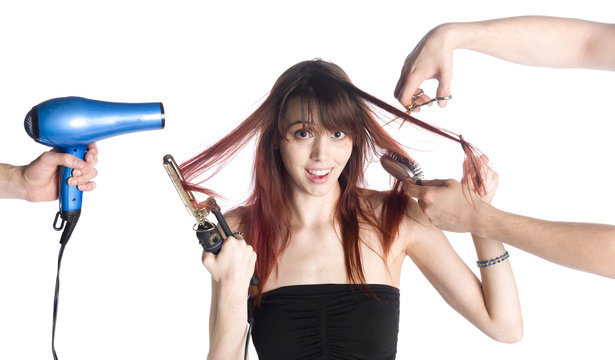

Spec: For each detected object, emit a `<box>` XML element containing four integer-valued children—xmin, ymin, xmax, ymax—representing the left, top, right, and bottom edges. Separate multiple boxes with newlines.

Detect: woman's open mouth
<box><xmin>305</xmin><ymin>168</ymin><xmax>333</xmax><ymax>183</ymax></box>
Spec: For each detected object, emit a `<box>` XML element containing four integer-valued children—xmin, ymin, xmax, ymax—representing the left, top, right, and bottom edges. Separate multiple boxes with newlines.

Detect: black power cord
<box><xmin>244</xmin><ymin>300</ymin><xmax>255</xmax><ymax>360</ymax></box>
<box><xmin>51</xmin><ymin>209</ymin><xmax>80</xmax><ymax>360</ymax></box>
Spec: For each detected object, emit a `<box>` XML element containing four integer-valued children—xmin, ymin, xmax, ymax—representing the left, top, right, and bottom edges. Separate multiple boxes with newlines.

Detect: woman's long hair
<box><xmin>180</xmin><ymin>59</ymin><xmax>487</xmax><ymax>297</ymax></box>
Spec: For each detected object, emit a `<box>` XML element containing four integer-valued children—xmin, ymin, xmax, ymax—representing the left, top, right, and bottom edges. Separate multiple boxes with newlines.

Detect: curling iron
<box><xmin>163</xmin><ymin>154</ymin><xmax>258</xmax><ymax>285</ymax></box>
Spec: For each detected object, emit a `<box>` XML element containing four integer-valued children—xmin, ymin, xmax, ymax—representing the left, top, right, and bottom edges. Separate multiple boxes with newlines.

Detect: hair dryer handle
<box><xmin>59</xmin><ymin>145</ymin><xmax>88</xmax><ymax>212</ymax></box>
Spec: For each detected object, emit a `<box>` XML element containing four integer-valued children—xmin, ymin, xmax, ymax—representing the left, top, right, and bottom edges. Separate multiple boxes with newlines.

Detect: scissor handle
<box><xmin>408</xmin><ymin>95</ymin><xmax>453</xmax><ymax>112</ymax></box>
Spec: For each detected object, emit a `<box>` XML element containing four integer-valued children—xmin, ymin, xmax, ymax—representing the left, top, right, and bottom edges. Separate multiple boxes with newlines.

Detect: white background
<box><xmin>1</xmin><ymin>1</ymin><xmax>613</xmax><ymax>359</ymax></box>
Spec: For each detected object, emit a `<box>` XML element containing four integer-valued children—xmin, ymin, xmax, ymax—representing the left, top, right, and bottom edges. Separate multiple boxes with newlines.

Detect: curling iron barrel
<box><xmin>25</xmin><ymin>96</ymin><xmax>165</xmax><ymax>213</ymax></box>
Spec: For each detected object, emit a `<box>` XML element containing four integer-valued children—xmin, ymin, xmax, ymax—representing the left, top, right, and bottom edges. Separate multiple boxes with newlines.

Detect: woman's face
<box><xmin>279</xmin><ymin>97</ymin><xmax>353</xmax><ymax>198</ymax></box>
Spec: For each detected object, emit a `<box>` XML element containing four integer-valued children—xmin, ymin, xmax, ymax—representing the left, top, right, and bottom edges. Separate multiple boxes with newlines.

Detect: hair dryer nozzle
<box><xmin>24</xmin><ymin>107</ymin><xmax>39</xmax><ymax>141</ymax></box>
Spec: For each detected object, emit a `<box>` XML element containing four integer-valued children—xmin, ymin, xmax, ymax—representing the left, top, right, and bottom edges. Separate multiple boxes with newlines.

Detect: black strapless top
<box><xmin>249</xmin><ymin>284</ymin><xmax>400</xmax><ymax>360</ymax></box>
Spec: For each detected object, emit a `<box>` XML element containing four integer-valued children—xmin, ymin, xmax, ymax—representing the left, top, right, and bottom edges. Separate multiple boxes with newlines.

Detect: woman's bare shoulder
<box><xmin>358</xmin><ymin>187</ymin><xmax>427</xmax><ymax>219</ymax></box>
<box><xmin>358</xmin><ymin>188</ymin><xmax>389</xmax><ymax>210</ymax></box>
<box><xmin>223</xmin><ymin>206</ymin><xmax>249</xmax><ymax>231</ymax></box>
<box><xmin>359</xmin><ymin>187</ymin><xmax>436</xmax><ymax>244</ymax></box>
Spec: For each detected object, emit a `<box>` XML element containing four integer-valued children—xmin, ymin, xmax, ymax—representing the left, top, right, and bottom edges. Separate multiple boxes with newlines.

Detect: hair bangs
<box><xmin>315</xmin><ymin>81</ymin><xmax>365</xmax><ymax>142</ymax></box>
<box><xmin>277</xmin><ymin>77</ymin><xmax>366</xmax><ymax>144</ymax></box>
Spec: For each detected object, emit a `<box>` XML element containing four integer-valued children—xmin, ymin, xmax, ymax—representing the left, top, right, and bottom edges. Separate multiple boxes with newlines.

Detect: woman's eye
<box><xmin>332</xmin><ymin>131</ymin><xmax>347</xmax><ymax>139</ymax></box>
<box><xmin>295</xmin><ymin>130</ymin><xmax>312</xmax><ymax>139</ymax></box>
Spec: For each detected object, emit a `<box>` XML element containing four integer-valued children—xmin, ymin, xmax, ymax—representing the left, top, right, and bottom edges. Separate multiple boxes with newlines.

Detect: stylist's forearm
<box><xmin>474</xmin><ymin>204</ymin><xmax>615</xmax><ymax>278</ymax></box>
<box><xmin>442</xmin><ymin>16</ymin><xmax>611</xmax><ymax>69</ymax></box>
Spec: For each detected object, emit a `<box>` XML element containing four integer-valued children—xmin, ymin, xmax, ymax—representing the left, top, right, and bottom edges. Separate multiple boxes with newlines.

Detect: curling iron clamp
<box><xmin>162</xmin><ymin>154</ymin><xmax>207</xmax><ymax>227</ymax></box>
<box><xmin>163</xmin><ymin>154</ymin><xmax>224</xmax><ymax>253</ymax></box>
<box><xmin>163</xmin><ymin>154</ymin><xmax>258</xmax><ymax>285</ymax></box>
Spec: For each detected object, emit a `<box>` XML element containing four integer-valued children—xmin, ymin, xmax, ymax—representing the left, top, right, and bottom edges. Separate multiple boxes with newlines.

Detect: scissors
<box><xmin>406</xmin><ymin>88</ymin><xmax>452</xmax><ymax>112</ymax></box>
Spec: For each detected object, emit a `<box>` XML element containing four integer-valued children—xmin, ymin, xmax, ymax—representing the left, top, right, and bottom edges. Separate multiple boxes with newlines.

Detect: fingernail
<box><xmin>73</xmin><ymin>170</ymin><xmax>82</xmax><ymax>176</ymax></box>
<box><xmin>69</xmin><ymin>179</ymin><xmax>77</xmax><ymax>186</ymax></box>
<box><xmin>76</xmin><ymin>160</ymin><xmax>86</xmax><ymax>168</ymax></box>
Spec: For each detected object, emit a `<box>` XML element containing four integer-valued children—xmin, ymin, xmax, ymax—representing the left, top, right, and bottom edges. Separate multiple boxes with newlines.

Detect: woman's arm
<box><xmin>405</xmin><ymin>199</ymin><xmax>523</xmax><ymax>342</ymax></box>
<box><xmin>403</xmin><ymin>169</ymin><xmax>522</xmax><ymax>342</ymax></box>
<box><xmin>209</xmin><ymin>279</ymin><xmax>218</xmax><ymax>346</ymax></box>
<box><xmin>204</xmin><ymin>209</ymin><xmax>256</xmax><ymax>360</ymax></box>
<box><xmin>470</xmin><ymin>234</ymin><xmax>522</xmax><ymax>341</ymax></box>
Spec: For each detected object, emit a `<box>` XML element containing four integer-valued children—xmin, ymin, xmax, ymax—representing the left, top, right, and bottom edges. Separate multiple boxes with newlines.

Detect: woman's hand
<box><xmin>473</xmin><ymin>163</ymin><xmax>499</xmax><ymax>204</ymax></box>
<box><xmin>205</xmin><ymin>231</ymin><xmax>256</xmax><ymax>359</ymax></box>
<box><xmin>202</xmin><ymin>233</ymin><xmax>256</xmax><ymax>298</ymax></box>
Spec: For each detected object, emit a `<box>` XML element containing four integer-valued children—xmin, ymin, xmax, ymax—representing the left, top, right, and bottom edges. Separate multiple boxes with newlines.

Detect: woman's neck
<box><xmin>287</xmin><ymin>184</ymin><xmax>341</xmax><ymax>228</ymax></box>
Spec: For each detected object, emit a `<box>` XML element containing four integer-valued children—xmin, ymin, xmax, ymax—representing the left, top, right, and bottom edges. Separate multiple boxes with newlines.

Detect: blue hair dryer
<box><xmin>24</xmin><ymin>96</ymin><xmax>165</xmax><ymax>239</ymax></box>
<box><xmin>24</xmin><ymin>96</ymin><xmax>165</xmax><ymax>359</ymax></box>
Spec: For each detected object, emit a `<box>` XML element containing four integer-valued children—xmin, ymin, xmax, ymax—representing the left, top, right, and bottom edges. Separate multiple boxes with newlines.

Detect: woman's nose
<box><xmin>310</xmin><ymin>135</ymin><xmax>330</xmax><ymax>161</ymax></box>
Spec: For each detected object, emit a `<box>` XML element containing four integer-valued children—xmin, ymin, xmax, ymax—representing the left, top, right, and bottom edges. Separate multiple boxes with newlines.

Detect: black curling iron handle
<box><xmin>196</xmin><ymin>223</ymin><xmax>224</xmax><ymax>255</ymax></box>
<box><xmin>211</xmin><ymin>209</ymin><xmax>259</xmax><ymax>286</ymax></box>
<box><xmin>212</xmin><ymin>209</ymin><xmax>233</xmax><ymax>238</ymax></box>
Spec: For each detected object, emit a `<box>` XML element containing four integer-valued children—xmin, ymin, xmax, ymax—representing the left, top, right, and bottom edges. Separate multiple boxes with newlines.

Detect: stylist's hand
<box><xmin>203</xmin><ymin>234</ymin><xmax>256</xmax><ymax>297</ymax></box>
<box><xmin>22</xmin><ymin>143</ymin><xmax>99</xmax><ymax>202</ymax></box>
<box><xmin>394</xmin><ymin>25</ymin><xmax>453</xmax><ymax>110</ymax></box>
<box><xmin>403</xmin><ymin>164</ymin><xmax>499</xmax><ymax>233</ymax></box>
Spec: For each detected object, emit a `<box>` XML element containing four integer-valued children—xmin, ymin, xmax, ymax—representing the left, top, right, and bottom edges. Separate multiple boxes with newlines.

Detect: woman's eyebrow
<box><xmin>285</xmin><ymin>120</ymin><xmax>314</xmax><ymax>128</ymax></box>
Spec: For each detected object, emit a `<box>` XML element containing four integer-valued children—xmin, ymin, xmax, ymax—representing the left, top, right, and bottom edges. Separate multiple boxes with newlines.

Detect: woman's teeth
<box><xmin>307</xmin><ymin>169</ymin><xmax>331</xmax><ymax>176</ymax></box>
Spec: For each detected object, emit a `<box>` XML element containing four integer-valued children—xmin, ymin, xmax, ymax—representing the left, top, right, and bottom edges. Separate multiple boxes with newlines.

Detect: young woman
<box><xmin>180</xmin><ymin>59</ymin><xmax>522</xmax><ymax>360</ymax></box>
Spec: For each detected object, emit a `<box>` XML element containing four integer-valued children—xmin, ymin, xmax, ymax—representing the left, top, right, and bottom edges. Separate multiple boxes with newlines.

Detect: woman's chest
<box><xmin>263</xmin><ymin>227</ymin><xmax>406</xmax><ymax>292</ymax></box>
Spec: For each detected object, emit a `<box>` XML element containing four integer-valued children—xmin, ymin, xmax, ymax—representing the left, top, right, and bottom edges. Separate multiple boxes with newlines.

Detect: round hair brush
<box><xmin>380</xmin><ymin>152</ymin><xmax>424</xmax><ymax>185</ymax></box>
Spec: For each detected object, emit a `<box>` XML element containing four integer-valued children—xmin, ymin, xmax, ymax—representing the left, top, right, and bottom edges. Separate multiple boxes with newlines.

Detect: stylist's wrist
<box><xmin>445</xmin><ymin>21</ymin><xmax>487</xmax><ymax>52</ymax></box>
<box><xmin>1</xmin><ymin>164</ymin><xmax>27</xmax><ymax>200</ymax></box>
<box><xmin>430</xmin><ymin>23</ymin><xmax>457</xmax><ymax>52</ymax></box>
<box><xmin>471</xmin><ymin>200</ymin><xmax>498</xmax><ymax>238</ymax></box>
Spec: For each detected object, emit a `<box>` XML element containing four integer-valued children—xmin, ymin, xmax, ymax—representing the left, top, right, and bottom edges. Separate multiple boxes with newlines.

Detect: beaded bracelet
<box><xmin>476</xmin><ymin>251</ymin><xmax>510</xmax><ymax>268</ymax></box>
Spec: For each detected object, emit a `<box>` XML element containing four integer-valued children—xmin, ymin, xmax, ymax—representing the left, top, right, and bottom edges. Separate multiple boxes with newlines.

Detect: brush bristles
<box><xmin>383</xmin><ymin>152</ymin><xmax>424</xmax><ymax>184</ymax></box>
